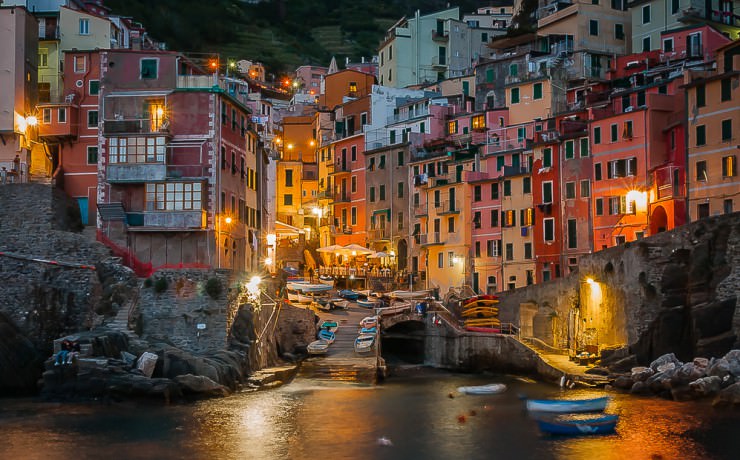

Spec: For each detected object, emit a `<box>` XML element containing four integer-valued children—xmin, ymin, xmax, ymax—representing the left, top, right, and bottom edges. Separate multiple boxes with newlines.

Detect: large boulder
<box><xmin>175</xmin><ymin>374</ymin><xmax>230</xmax><ymax>398</ymax></box>
<box><xmin>650</xmin><ymin>353</ymin><xmax>682</xmax><ymax>372</ymax></box>
<box><xmin>723</xmin><ymin>350</ymin><xmax>740</xmax><ymax>378</ymax></box>
<box><xmin>689</xmin><ymin>376</ymin><xmax>723</xmax><ymax>396</ymax></box>
<box><xmin>713</xmin><ymin>382</ymin><xmax>740</xmax><ymax>407</ymax></box>
<box><xmin>0</xmin><ymin>313</ymin><xmax>44</xmax><ymax>394</ymax></box>
<box><xmin>631</xmin><ymin>366</ymin><xmax>654</xmax><ymax>382</ymax></box>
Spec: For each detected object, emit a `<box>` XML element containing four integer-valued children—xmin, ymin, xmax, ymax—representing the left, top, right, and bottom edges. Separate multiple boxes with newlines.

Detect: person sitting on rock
<box><xmin>66</xmin><ymin>340</ymin><xmax>81</xmax><ymax>364</ymax></box>
<box><xmin>55</xmin><ymin>339</ymin><xmax>71</xmax><ymax>366</ymax></box>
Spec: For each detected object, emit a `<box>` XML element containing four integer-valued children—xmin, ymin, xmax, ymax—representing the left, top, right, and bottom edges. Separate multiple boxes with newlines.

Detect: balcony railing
<box><xmin>500</xmin><ymin>164</ymin><xmax>530</xmax><ymax>177</ymax></box>
<box><xmin>435</xmin><ymin>200</ymin><xmax>459</xmax><ymax>214</ymax></box>
<box><xmin>107</xmin><ymin>163</ymin><xmax>167</xmax><ymax>182</ymax></box>
<box><xmin>126</xmin><ymin>210</ymin><xmax>206</xmax><ymax>229</ymax></box>
<box><xmin>368</xmin><ymin>228</ymin><xmax>390</xmax><ymax>240</ymax></box>
<box><xmin>387</xmin><ymin>106</ymin><xmax>430</xmax><ymax>125</ymax></box>
<box><xmin>431</xmin><ymin>56</ymin><xmax>448</xmax><ymax>68</ymax></box>
<box><xmin>431</xmin><ymin>30</ymin><xmax>449</xmax><ymax>42</ymax></box>
<box><xmin>334</xmin><ymin>193</ymin><xmax>351</xmax><ymax>203</ymax></box>
<box><xmin>414</xmin><ymin>205</ymin><xmax>428</xmax><ymax>217</ymax></box>
<box><xmin>103</xmin><ymin>117</ymin><xmax>170</xmax><ymax>136</ymax></box>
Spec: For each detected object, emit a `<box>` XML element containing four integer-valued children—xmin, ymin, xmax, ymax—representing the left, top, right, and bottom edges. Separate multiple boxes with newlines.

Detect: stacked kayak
<box><xmin>461</xmin><ymin>295</ymin><xmax>501</xmax><ymax>331</ymax></box>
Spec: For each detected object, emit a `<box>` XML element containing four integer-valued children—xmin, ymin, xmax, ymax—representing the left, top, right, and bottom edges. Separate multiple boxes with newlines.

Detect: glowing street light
<box><xmin>25</xmin><ymin>115</ymin><xmax>38</xmax><ymax>127</ymax></box>
<box><xmin>224</xmin><ymin>216</ymin><xmax>233</xmax><ymax>224</ymax></box>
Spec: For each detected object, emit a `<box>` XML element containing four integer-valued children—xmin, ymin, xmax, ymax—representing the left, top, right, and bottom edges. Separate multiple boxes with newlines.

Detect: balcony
<box><xmin>435</xmin><ymin>200</ymin><xmax>460</xmax><ymax>215</ymax></box>
<box><xmin>333</xmin><ymin>192</ymin><xmax>351</xmax><ymax>203</ymax></box>
<box><xmin>535</xmin><ymin>130</ymin><xmax>560</xmax><ymax>144</ymax></box>
<box><xmin>485</xmin><ymin>137</ymin><xmax>532</xmax><ymax>155</ymax></box>
<box><xmin>103</xmin><ymin>117</ymin><xmax>170</xmax><ymax>136</ymax></box>
<box><xmin>331</xmin><ymin>225</ymin><xmax>353</xmax><ymax>235</ymax></box>
<box><xmin>431</xmin><ymin>30</ymin><xmax>449</xmax><ymax>42</ymax></box>
<box><xmin>387</xmin><ymin>106</ymin><xmax>430</xmax><ymax>125</ymax></box>
<box><xmin>500</xmin><ymin>164</ymin><xmax>530</xmax><ymax>177</ymax></box>
<box><xmin>107</xmin><ymin>163</ymin><xmax>167</xmax><ymax>182</ymax></box>
<box><xmin>420</xmin><ymin>232</ymin><xmax>443</xmax><ymax>246</ymax></box>
<box><xmin>653</xmin><ymin>166</ymin><xmax>685</xmax><ymax>201</ymax></box>
<box><xmin>126</xmin><ymin>210</ymin><xmax>206</xmax><ymax>230</ymax></box>
<box><xmin>431</xmin><ymin>56</ymin><xmax>448</xmax><ymax>69</ymax></box>
<box><xmin>368</xmin><ymin>228</ymin><xmax>390</xmax><ymax>240</ymax></box>
<box><xmin>38</xmin><ymin>105</ymin><xmax>79</xmax><ymax>139</ymax></box>
<box><xmin>176</xmin><ymin>74</ymin><xmax>218</xmax><ymax>89</ymax></box>
<box><xmin>330</xmin><ymin>162</ymin><xmax>351</xmax><ymax>175</ymax></box>
<box><xmin>414</xmin><ymin>205</ymin><xmax>428</xmax><ymax>217</ymax></box>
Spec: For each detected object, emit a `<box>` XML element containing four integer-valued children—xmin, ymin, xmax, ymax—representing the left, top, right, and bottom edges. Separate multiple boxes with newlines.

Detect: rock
<box><xmin>606</xmin><ymin>355</ymin><xmax>638</xmax><ymax>373</ymax></box>
<box><xmin>613</xmin><ymin>375</ymin><xmax>634</xmax><ymax>390</ymax></box>
<box><xmin>646</xmin><ymin>368</ymin><xmax>677</xmax><ymax>393</ymax></box>
<box><xmin>723</xmin><ymin>350</ymin><xmax>740</xmax><ymax>378</ymax></box>
<box><xmin>631</xmin><ymin>366</ymin><xmax>654</xmax><ymax>382</ymax></box>
<box><xmin>670</xmin><ymin>385</ymin><xmax>696</xmax><ymax>401</ymax></box>
<box><xmin>174</xmin><ymin>374</ymin><xmax>230</xmax><ymax>398</ymax></box>
<box><xmin>692</xmin><ymin>357</ymin><xmax>709</xmax><ymax>369</ymax></box>
<box><xmin>585</xmin><ymin>367</ymin><xmax>609</xmax><ymax>376</ymax></box>
<box><xmin>712</xmin><ymin>382</ymin><xmax>740</xmax><ymax>407</ymax></box>
<box><xmin>689</xmin><ymin>376</ymin><xmax>722</xmax><ymax>396</ymax></box>
<box><xmin>706</xmin><ymin>358</ymin><xmax>731</xmax><ymax>380</ymax></box>
<box><xmin>650</xmin><ymin>353</ymin><xmax>682</xmax><ymax>372</ymax></box>
<box><xmin>136</xmin><ymin>352</ymin><xmax>158</xmax><ymax>378</ymax></box>
<box><xmin>120</xmin><ymin>351</ymin><xmax>137</xmax><ymax>366</ymax></box>
<box><xmin>0</xmin><ymin>314</ymin><xmax>44</xmax><ymax>394</ymax></box>
<box><xmin>673</xmin><ymin>362</ymin><xmax>706</xmax><ymax>386</ymax></box>
<box><xmin>630</xmin><ymin>381</ymin><xmax>651</xmax><ymax>395</ymax></box>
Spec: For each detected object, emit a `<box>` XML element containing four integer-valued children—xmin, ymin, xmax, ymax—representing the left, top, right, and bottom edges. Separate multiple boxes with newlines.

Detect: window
<box><xmin>724</xmin><ymin>199</ymin><xmax>734</xmax><ymax>214</ymax></box>
<box><xmin>474</xmin><ymin>211</ymin><xmax>481</xmax><ymax>229</ymax></box>
<box><xmin>607</xmin><ymin>157</ymin><xmax>637</xmax><ymax>178</ymax></box>
<box><xmin>349</xmin><ymin>81</ymin><xmax>357</xmax><ymax>93</ymax></box>
<box><xmin>593</xmin><ymin>126</ymin><xmax>601</xmax><ymax>144</ymax></box>
<box><xmin>87</xmin><ymin>110</ymin><xmax>98</xmax><ymax>128</ymax></box>
<box><xmin>284</xmin><ymin>194</ymin><xmax>293</xmax><ymax>205</ymax></box>
<box><xmin>474</xmin><ymin>185</ymin><xmax>481</xmax><ymax>201</ymax></box>
<box><xmin>510</xmin><ymin>88</ymin><xmax>520</xmax><ymax>104</ymax></box>
<box><xmin>42</xmin><ymin>108</ymin><xmax>51</xmax><ymax>124</ymax></box>
<box><xmin>721</xmin><ymin>119</ymin><xmax>732</xmax><ymax>141</ymax></box>
<box><xmin>58</xmin><ymin>108</ymin><xmax>66</xmax><ymax>123</ymax></box>
<box><xmin>564</xmin><ymin>140</ymin><xmax>574</xmax><ymax>159</ymax></box>
<box><xmin>510</xmin><ymin>64</ymin><xmax>518</xmax><ymax>76</ymax></box>
<box><xmin>503</xmin><ymin>180</ymin><xmax>511</xmax><ymax>196</ymax></box>
<box><xmin>146</xmin><ymin>182</ymin><xmax>202</xmax><ymax>211</ymax></box>
<box><xmin>87</xmin><ymin>146</ymin><xmax>98</xmax><ymax>164</ymax></box>
<box><xmin>543</xmin><ymin>147</ymin><xmax>552</xmax><ymax>167</ymax></box>
<box><xmin>89</xmin><ymin>80</ymin><xmax>99</xmax><ymax>96</ymax></box>
<box><xmin>351</xmin><ymin>207</ymin><xmax>357</xmax><ymax>226</ymax></box>
<box><xmin>696</xmin><ymin>85</ymin><xmax>705</xmax><ymax>107</ymax></box>
<box><xmin>397</xmin><ymin>151</ymin><xmax>404</xmax><ymax>166</ymax></box>
<box><xmin>74</xmin><ymin>56</ymin><xmax>86</xmax><ymax>73</ymax></box>
<box><xmin>615</xmin><ymin>235</ymin><xmax>626</xmax><ymax>245</ymax></box>
<box><xmin>671</xmin><ymin>0</ymin><xmax>679</xmax><ymax>14</ymax></box>
<box><xmin>447</xmin><ymin>120</ymin><xmax>458</xmax><ymax>134</ymax></box>
<box><xmin>524</xmin><ymin>243</ymin><xmax>532</xmax><ymax>259</ymax></box>
<box><xmin>523</xmin><ymin>177</ymin><xmax>531</xmax><ymax>194</ymax></box>
<box><xmin>141</xmin><ymin>59</ymin><xmax>158</xmax><ymax>79</ymax></box>
<box><xmin>722</xmin><ymin>156</ymin><xmax>736</xmax><ymax>177</ymax></box>
<box><xmin>438</xmin><ymin>253</ymin><xmax>444</xmax><ymax>268</ymax></box>
<box><xmin>533</xmin><ymin>83</ymin><xmax>543</xmax><ymax>100</ymax></box>
<box><xmin>285</xmin><ymin>169</ymin><xmax>293</xmax><ymax>187</ymax></box>
<box><xmin>721</xmin><ymin>79</ymin><xmax>732</xmax><ymax>102</ymax></box>
<box><xmin>615</xmin><ymin>23</ymin><xmax>624</xmax><ymax>40</ymax></box>
<box><xmin>448</xmin><ymin>251</ymin><xmax>455</xmax><ymax>267</ymax></box>
<box><xmin>696</xmin><ymin>161</ymin><xmax>707</xmax><ymax>181</ymax></box>
<box><xmin>589</xmin><ymin>20</ymin><xmax>599</xmax><ymax>36</ymax></box>
<box><xmin>475</xmin><ymin>241</ymin><xmax>481</xmax><ymax>258</ymax></box>
<box><xmin>368</xmin><ymin>157</ymin><xmax>375</xmax><ymax>171</ymax></box>
<box><xmin>642</xmin><ymin>5</ymin><xmax>651</xmax><ymax>24</ymax></box>
<box><xmin>544</xmin><ymin>218</ymin><xmax>555</xmax><ymax>242</ymax></box>
<box><xmin>38</xmin><ymin>82</ymin><xmax>51</xmax><ymax>103</ymax></box>
<box><xmin>490</xmin><ymin>209</ymin><xmax>499</xmax><ymax>227</ymax></box>
<box><xmin>447</xmin><ymin>216</ymin><xmax>455</xmax><ymax>233</ymax></box>
<box><xmin>486</xmin><ymin>68</ymin><xmax>494</xmax><ymax>82</ymax></box>
<box><xmin>580</xmin><ymin>180</ymin><xmax>590</xmax><ymax>197</ymax></box>
<box><xmin>697</xmin><ymin>203</ymin><xmax>710</xmax><ymax>218</ymax></box>
<box><xmin>369</xmin><ymin>187</ymin><xmax>376</xmax><ymax>202</ymax></box>
<box><xmin>505</xmin><ymin>243</ymin><xmax>514</xmax><ymax>261</ymax></box>
<box><xmin>610</xmin><ymin>124</ymin><xmax>618</xmax><ymax>142</ymax></box>
<box><xmin>79</xmin><ymin>18</ymin><xmax>89</xmax><ymax>35</ymax></box>
<box><xmin>351</xmin><ymin>146</ymin><xmax>357</xmax><ymax>161</ymax></box>
<box><xmin>523</xmin><ymin>207</ymin><xmax>534</xmax><ymax>226</ymax></box>
<box><xmin>595</xmin><ymin>163</ymin><xmax>602</xmax><ymax>180</ymax></box>
<box><xmin>609</xmin><ymin>196</ymin><xmax>623</xmax><ymax>215</ymax></box>
<box><xmin>472</xmin><ymin>114</ymin><xmax>485</xmax><ymax>130</ymax></box>
<box><xmin>696</xmin><ymin>125</ymin><xmax>706</xmax><ymax>146</ymax></box>
<box><xmin>379</xmin><ymin>154</ymin><xmax>385</xmax><ymax>169</ymax></box>
<box><xmin>379</xmin><ymin>184</ymin><xmax>386</xmax><ymax>200</ymax></box>
<box><xmin>491</xmin><ymin>182</ymin><xmax>499</xmax><ymax>199</ymax></box>
<box><xmin>567</xmin><ymin>219</ymin><xmax>577</xmax><ymax>249</ymax></box>
<box><xmin>39</xmin><ymin>48</ymin><xmax>48</xmax><ymax>67</ymax></box>
<box><xmin>397</xmin><ymin>181</ymin><xmax>404</xmax><ymax>198</ymax></box>
<box><xmin>580</xmin><ymin>138</ymin><xmax>589</xmax><ymax>157</ymax></box>
<box><xmin>503</xmin><ymin>210</ymin><xmax>516</xmax><ymax>227</ymax></box>
<box><xmin>642</xmin><ymin>36</ymin><xmax>651</xmax><ymax>52</ymax></box>
<box><xmin>487</xmin><ymin>240</ymin><xmax>501</xmax><ymax>257</ymax></box>
<box><xmin>663</xmin><ymin>38</ymin><xmax>674</xmax><ymax>52</ymax></box>
<box><xmin>565</xmin><ymin>182</ymin><xmax>576</xmax><ymax>199</ymax></box>
<box><xmin>595</xmin><ymin>198</ymin><xmax>603</xmax><ymax>215</ymax></box>
<box><xmin>351</xmin><ymin>176</ymin><xmax>357</xmax><ymax>193</ymax></box>
<box><xmin>542</xmin><ymin>181</ymin><xmax>553</xmax><ymax>203</ymax></box>
<box><xmin>623</xmin><ymin>120</ymin><xmax>633</xmax><ymax>139</ymax></box>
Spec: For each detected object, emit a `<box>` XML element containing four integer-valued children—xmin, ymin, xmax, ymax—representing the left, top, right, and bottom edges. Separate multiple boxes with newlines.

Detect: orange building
<box><xmin>317</xmin><ymin>69</ymin><xmax>376</xmax><ymax>110</ymax></box>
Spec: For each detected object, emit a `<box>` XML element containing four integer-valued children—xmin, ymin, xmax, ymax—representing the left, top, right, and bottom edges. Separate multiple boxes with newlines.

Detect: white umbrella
<box><xmin>342</xmin><ymin>243</ymin><xmax>374</xmax><ymax>255</ymax></box>
<box><xmin>369</xmin><ymin>251</ymin><xmax>389</xmax><ymax>258</ymax></box>
<box><xmin>317</xmin><ymin>244</ymin><xmax>345</xmax><ymax>253</ymax></box>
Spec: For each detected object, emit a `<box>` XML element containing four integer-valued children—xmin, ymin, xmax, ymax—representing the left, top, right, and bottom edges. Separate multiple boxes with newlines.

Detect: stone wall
<box><xmin>497</xmin><ymin>212</ymin><xmax>740</xmax><ymax>364</ymax></box>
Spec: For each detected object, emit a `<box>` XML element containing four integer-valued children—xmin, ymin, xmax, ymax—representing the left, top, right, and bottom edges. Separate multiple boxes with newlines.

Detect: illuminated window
<box><xmin>447</xmin><ymin>120</ymin><xmax>458</xmax><ymax>134</ymax></box>
<box><xmin>109</xmin><ymin>136</ymin><xmax>166</xmax><ymax>164</ymax></box>
<box><xmin>146</xmin><ymin>101</ymin><xmax>166</xmax><ymax>132</ymax></box>
<box><xmin>503</xmin><ymin>209</ymin><xmax>516</xmax><ymax>227</ymax></box>
<box><xmin>472</xmin><ymin>114</ymin><xmax>485</xmax><ymax>130</ymax></box>
<box><xmin>146</xmin><ymin>182</ymin><xmax>202</xmax><ymax>211</ymax></box>
<box><xmin>349</xmin><ymin>82</ymin><xmax>357</xmax><ymax>93</ymax></box>
<box><xmin>722</xmin><ymin>156</ymin><xmax>736</xmax><ymax>177</ymax></box>
<box><xmin>74</xmin><ymin>55</ymin><xmax>86</xmax><ymax>73</ymax></box>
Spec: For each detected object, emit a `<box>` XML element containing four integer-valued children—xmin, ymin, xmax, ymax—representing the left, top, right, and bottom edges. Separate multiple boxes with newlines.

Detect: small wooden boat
<box><xmin>462</xmin><ymin>298</ymin><xmax>500</xmax><ymax>310</ymax></box>
<box><xmin>464</xmin><ymin>318</ymin><xmax>501</xmax><ymax>328</ymax></box>
<box><xmin>465</xmin><ymin>326</ymin><xmax>501</xmax><ymax>334</ymax></box>
<box><xmin>389</xmin><ymin>290</ymin><xmax>431</xmax><ymax>300</ymax></box>
<box><xmin>457</xmin><ymin>383</ymin><xmax>507</xmax><ymax>395</ymax></box>
<box><xmin>328</xmin><ymin>298</ymin><xmax>349</xmax><ymax>310</ymax></box>
<box><xmin>360</xmin><ymin>316</ymin><xmax>378</xmax><ymax>329</ymax></box>
<box><xmin>461</xmin><ymin>306</ymin><xmax>499</xmax><ymax>317</ymax></box>
<box><xmin>318</xmin><ymin>275</ymin><xmax>335</xmax><ymax>287</ymax></box>
<box><xmin>307</xmin><ymin>339</ymin><xmax>330</xmax><ymax>355</ymax></box>
<box><xmin>317</xmin><ymin>329</ymin><xmax>335</xmax><ymax>344</ymax></box>
<box><xmin>354</xmin><ymin>334</ymin><xmax>375</xmax><ymax>354</ymax></box>
<box><xmin>320</xmin><ymin>320</ymin><xmax>339</xmax><ymax>332</ymax></box>
<box><xmin>357</xmin><ymin>298</ymin><xmax>380</xmax><ymax>308</ymax></box>
<box><xmin>526</xmin><ymin>396</ymin><xmax>609</xmax><ymax>413</ymax></box>
<box><xmin>534</xmin><ymin>414</ymin><xmax>618</xmax><ymax>436</ymax></box>
<box><xmin>359</xmin><ymin>326</ymin><xmax>377</xmax><ymax>335</ymax></box>
<box><xmin>338</xmin><ymin>289</ymin><xmax>361</xmax><ymax>300</ymax></box>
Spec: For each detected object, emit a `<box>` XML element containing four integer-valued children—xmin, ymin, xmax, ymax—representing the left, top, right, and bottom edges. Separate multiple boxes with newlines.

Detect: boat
<box><xmin>298</xmin><ymin>292</ymin><xmax>331</xmax><ymax>304</ymax></box>
<box><xmin>464</xmin><ymin>318</ymin><xmax>501</xmax><ymax>328</ymax></box>
<box><xmin>457</xmin><ymin>383</ymin><xmax>507</xmax><ymax>395</ymax></box>
<box><xmin>338</xmin><ymin>289</ymin><xmax>361</xmax><ymax>300</ymax></box>
<box><xmin>318</xmin><ymin>274</ymin><xmax>335</xmax><ymax>287</ymax></box>
<box><xmin>461</xmin><ymin>306</ymin><xmax>499</xmax><ymax>317</ymax></box>
<box><xmin>465</xmin><ymin>326</ymin><xmax>501</xmax><ymax>334</ymax></box>
<box><xmin>357</xmin><ymin>298</ymin><xmax>380</xmax><ymax>308</ymax></box>
<box><xmin>354</xmin><ymin>334</ymin><xmax>376</xmax><ymax>354</ymax></box>
<box><xmin>307</xmin><ymin>339</ymin><xmax>330</xmax><ymax>355</ymax></box>
<box><xmin>462</xmin><ymin>294</ymin><xmax>498</xmax><ymax>304</ymax></box>
<box><xmin>327</xmin><ymin>298</ymin><xmax>349</xmax><ymax>310</ymax></box>
<box><xmin>287</xmin><ymin>282</ymin><xmax>333</xmax><ymax>293</ymax></box>
<box><xmin>360</xmin><ymin>316</ymin><xmax>378</xmax><ymax>329</ymax></box>
<box><xmin>389</xmin><ymin>290</ymin><xmax>431</xmax><ymax>300</ymax></box>
<box><xmin>462</xmin><ymin>298</ymin><xmax>500</xmax><ymax>310</ymax></box>
<box><xmin>526</xmin><ymin>396</ymin><xmax>610</xmax><ymax>413</ymax></box>
<box><xmin>359</xmin><ymin>326</ymin><xmax>377</xmax><ymax>335</ymax></box>
<box><xmin>534</xmin><ymin>414</ymin><xmax>619</xmax><ymax>436</ymax></box>
<box><xmin>320</xmin><ymin>320</ymin><xmax>339</xmax><ymax>332</ymax></box>
<box><xmin>317</xmin><ymin>329</ymin><xmax>335</xmax><ymax>344</ymax></box>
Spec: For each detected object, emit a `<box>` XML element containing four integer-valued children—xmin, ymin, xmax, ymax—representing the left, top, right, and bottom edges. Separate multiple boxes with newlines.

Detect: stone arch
<box><xmin>650</xmin><ymin>205</ymin><xmax>668</xmax><ymax>234</ymax></box>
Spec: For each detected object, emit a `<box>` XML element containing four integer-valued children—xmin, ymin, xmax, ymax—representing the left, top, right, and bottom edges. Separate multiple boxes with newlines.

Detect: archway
<box><xmin>650</xmin><ymin>205</ymin><xmax>668</xmax><ymax>234</ymax></box>
<box><xmin>397</xmin><ymin>239</ymin><xmax>408</xmax><ymax>271</ymax></box>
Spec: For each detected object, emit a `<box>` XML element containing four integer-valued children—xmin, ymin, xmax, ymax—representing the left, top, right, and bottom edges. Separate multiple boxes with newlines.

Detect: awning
<box><xmin>372</xmin><ymin>208</ymin><xmax>391</xmax><ymax>219</ymax></box>
<box><xmin>275</xmin><ymin>220</ymin><xmax>305</xmax><ymax>235</ymax></box>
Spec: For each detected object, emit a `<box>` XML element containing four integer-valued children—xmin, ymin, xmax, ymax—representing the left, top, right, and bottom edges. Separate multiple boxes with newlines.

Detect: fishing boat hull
<box><xmin>307</xmin><ymin>339</ymin><xmax>330</xmax><ymax>355</ymax></box>
<box><xmin>317</xmin><ymin>329</ymin><xmax>335</xmax><ymax>344</ymax></box>
<box><xmin>389</xmin><ymin>290</ymin><xmax>431</xmax><ymax>300</ymax></box>
<box><xmin>357</xmin><ymin>299</ymin><xmax>379</xmax><ymax>308</ymax></box>
<box><xmin>359</xmin><ymin>316</ymin><xmax>378</xmax><ymax>329</ymax></box>
<box><xmin>354</xmin><ymin>334</ymin><xmax>375</xmax><ymax>354</ymax></box>
<box><xmin>320</xmin><ymin>321</ymin><xmax>339</xmax><ymax>332</ymax></box>
<box><xmin>465</xmin><ymin>326</ymin><xmax>501</xmax><ymax>334</ymax></box>
<box><xmin>338</xmin><ymin>290</ymin><xmax>361</xmax><ymax>300</ymax></box>
<box><xmin>457</xmin><ymin>383</ymin><xmax>507</xmax><ymax>395</ymax></box>
<box><xmin>535</xmin><ymin>414</ymin><xmax>618</xmax><ymax>435</ymax></box>
<box><xmin>526</xmin><ymin>396</ymin><xmax>609</xmax><ymax>413</ymax></box>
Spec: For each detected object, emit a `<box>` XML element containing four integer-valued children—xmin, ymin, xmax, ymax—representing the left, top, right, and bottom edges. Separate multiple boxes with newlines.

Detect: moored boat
<box><xmin>359</xmin><ymin>316</ymin><xmax>378</xmax><ymax>329</ymax></box>
<box><xmin>318</xmin><ymin>275</ymin><xmax>335</xmax><ymax>287</ymax></box>
<box><xmin>320</xmin><ymin>320</ymin><xmax>339</xmax><ymax>332</ymax></box>
<box><xmin>317</xmin><ymin>329</ymin><xmax>335</xmax><ymax>344</ymax></box>
<box><xmin>354</xmin><ymin>334</ymin><xmax>375</xmax><ymax>354</ymax></box>
<box><xmin>338</xmin><ymin>289</ymin><xmax>361</xmax><ymax>300</ymax></box>
<box><xmin>457</xmin><ymin>383</ymin><xmax>507</xmax><ymax>395</ymax></box>
<box><xmin>389</xmin><ymin>290</ymin><xmax>431</xmax><ymax>300</ymax></box>
<box><xmin>307</xmin><ymin>339</ymin><xmax>330</xmax><ymax>355</ymax></box>
<box><xmin>526</xmin><ymin>396</ymin><xmax>609</xmax><ymax>413</ymax></box>
<box><xmin>534</xmin><ymin>414</ymin><xmax>618</xmax><ymax>436</ymax></box>
<box><xmin>328</xmin><ymin>298</ymin><xmax>349</xmax><ymax>310</ymax></box>
<box><xmin>359</xmin><ymin>326</ymin><xmax>377</xmax><ymax>335</ymax></box>
<box><xmin>357</xmin><ymin>298</ymin><xmax>380</xmax><ymax>308</ymax></box>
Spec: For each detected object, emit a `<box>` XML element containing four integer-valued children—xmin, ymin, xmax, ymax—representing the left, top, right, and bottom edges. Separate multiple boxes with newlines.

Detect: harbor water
<box><xmin>1</xmin><ymin>370</ymin><xmax>739</xmax><ymax>460</ymax></box>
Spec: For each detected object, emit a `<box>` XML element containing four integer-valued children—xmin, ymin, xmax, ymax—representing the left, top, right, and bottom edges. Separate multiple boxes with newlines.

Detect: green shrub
<box><xmin>205</xmin><ymin>277</ymin><xmax>222</xmax><ymax>299</ymax></box>
<box><xmin>153</xmin><ymin>277</ymin><xmax>168</xmax><ymax>293</ymax></box>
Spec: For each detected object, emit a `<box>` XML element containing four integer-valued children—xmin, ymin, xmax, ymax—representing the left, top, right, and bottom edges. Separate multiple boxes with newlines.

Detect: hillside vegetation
<box><xmin>104</xmin><ymin>0</ymin><xmax>484</xmax><ymax>73</ymax></box>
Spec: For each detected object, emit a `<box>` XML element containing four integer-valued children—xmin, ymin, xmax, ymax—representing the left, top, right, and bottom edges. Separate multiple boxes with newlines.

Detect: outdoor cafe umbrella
<box><xmin>317</xmin><ymin>244</ymin><xmax>345</xmax><ymax>253</ymax></box>
<box><xmin>341</xmin><ymin>243</ymin><xmax>374</xmax><ymax>255</ymax></box>
<box><xmin>368</xmin><ymin>251</ymin><xmax>389</xmax><ymax>258</ymax></box>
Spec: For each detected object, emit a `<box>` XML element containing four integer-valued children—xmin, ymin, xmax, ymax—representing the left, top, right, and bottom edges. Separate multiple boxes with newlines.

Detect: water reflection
<box><xmin>1</xmin><ymin>374</ymin><xmax>739</xmax><ymax>460</ymax></box>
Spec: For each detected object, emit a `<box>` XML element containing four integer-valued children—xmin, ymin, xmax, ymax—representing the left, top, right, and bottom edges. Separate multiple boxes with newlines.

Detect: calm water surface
<box><xmin>2</xmin><ymin>371</ymin><xmax>738</xmax><ymax>460</ymax></box>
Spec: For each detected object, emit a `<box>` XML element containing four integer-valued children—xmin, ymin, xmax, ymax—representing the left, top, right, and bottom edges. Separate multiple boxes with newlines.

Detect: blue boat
<box><xmin>338</xmin><ymin>289</ymin><xmax>361</xmax><ymax>300</ymax></box>
<box><xmin>359</xmin><ymin>326</ymin><xmax>377</xmax><ymax>334</ymax></box>
<box><xmin>526</xmin><ymin>396</ymin><xmax>609</xmax><ymax>413</ymax></box>
<box><xmin>317</xmin><ymin>329</ymin><xmax>335</xmax><ymax>344</ymax></box>
<box><xmin>535</xmin><ymin>414</ymin><xmax>618</xmax><ymax>436</ymax></box>
<box><xmin>357</xmin><ymin>298</ymin><xmax>380</xmax><ymax>308</ymax></box>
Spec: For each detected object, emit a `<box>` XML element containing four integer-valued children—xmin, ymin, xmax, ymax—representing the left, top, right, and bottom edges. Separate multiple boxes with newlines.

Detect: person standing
<box><xmin>0</xmin><ymin>167</ymin><xmax>7</xmax><ymax>185</ymax></box>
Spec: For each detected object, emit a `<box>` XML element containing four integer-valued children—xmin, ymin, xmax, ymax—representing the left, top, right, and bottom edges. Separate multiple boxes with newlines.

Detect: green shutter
<box><xmin>543</xmin><ymin>148</ymin><xmax>552</xmax><ymax>167</ymax></box>
<box><xmin>533</xmin><ymin>83</ymin><xmax>542</xmax><ymax>100</ymax></box>
<box><xmin>565</xmin><ymin>141</ymin><xmax>574</xmax><ymax>159</ymax></box>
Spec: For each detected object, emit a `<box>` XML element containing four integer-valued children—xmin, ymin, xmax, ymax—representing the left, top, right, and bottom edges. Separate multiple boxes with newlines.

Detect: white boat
<box><xmin>360</xmin><ymin>316</ymin><xmax>378</xmax><ymax>329</ymax></box>
<box><xmin>297</xmin><ymin>292</ymin><xmax>330</xmax><ymax>304</ymax></box>
<box><xmin>525</xmin><ymin>396</ymin><xmax>609</xmax><ymax>413</ymax></box>
<box><xmin>287</xmin><ymin>282</ymin><xmax>333</xmax><ymax>293</ymax></box>
<box><xmin>457</xmin><ymin>383</ymin><xmax>507</xmax><ymax>395</ymax></box>
<box><xmin>357</xmin><ymin>298</ymin><xmax>380</xmax><ymax>308</ymax></box>
<box><xmin>318</xmin><ymin>275</ymin><xmax>335</xmax><ymax>287</ymax></box>
<box><xmin>354</xmin><ymin>334</ymin><xmax>376</xmax><ymax>354</ymax></box>
<box><xmin>287</xmin><ymin>290</ymin><xmax>300</xmax><ymax>302</ymax></box>
<box><xmin>389</xmin><ymin>290</ymin><xmax>432</xmax><ymax>300</ymax></box>
<box><xmin>307</xmin><ymin>339</ymin><xmax>330</xmax><ymax>355</ymax></box>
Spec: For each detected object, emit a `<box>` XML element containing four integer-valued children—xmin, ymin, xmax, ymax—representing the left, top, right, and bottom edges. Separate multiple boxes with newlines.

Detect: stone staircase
<box><xmin>105</xmin><ymin>289</ymin><xmax>140</xmax><ymax>342</ymax></box>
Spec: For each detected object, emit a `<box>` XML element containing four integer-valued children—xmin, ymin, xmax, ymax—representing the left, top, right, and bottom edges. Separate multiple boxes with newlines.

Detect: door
<box><xmin>77</xmin><ymin>198</ymin><xmax>89</xmax><ymax>225</ymax></box>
